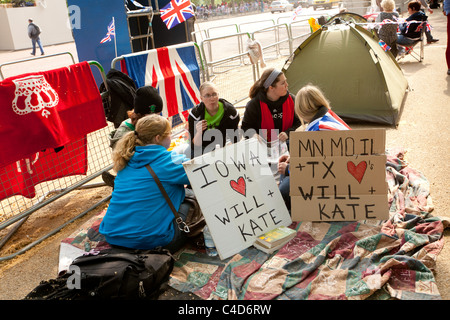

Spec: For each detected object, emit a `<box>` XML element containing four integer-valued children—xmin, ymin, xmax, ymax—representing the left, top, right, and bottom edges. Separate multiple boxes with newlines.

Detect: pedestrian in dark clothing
<box><xmin>28</xmin><ymin>18</ymin><xmax>44</xmax><ymax>56</ymax></box>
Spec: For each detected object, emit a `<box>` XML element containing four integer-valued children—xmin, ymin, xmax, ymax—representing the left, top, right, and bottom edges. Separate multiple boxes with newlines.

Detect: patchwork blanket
<box><xmin>59</xmin><ymin>149</ymin><xmax>449</xmax><ymax>300</ymax></box>
<box><xmin>169</xmin><ymin>148</ymin><xmax>449</xmax><ymax>300</ymax></box>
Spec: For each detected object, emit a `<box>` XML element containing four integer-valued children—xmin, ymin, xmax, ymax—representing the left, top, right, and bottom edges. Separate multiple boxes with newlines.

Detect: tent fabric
<box><xmin>325</xmin><ymin>12</ymin><xmax>368</xmax><ymax>25</ymax></box>
<box><xmin>283</xmin><ymin>22</ymin><xmax>408</xmax><ymax>126</ymax></box>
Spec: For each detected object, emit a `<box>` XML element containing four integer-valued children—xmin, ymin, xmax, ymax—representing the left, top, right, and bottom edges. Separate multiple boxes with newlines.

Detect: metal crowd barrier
<box><xmin>0</xmin><ymin>52</ymin><xmax>76</xmax><ymax>80</ymax></box>
<box><xmin>196</xmin><ymin>14</ymin><xmax>331</xmax><ymax>104</ymax></box>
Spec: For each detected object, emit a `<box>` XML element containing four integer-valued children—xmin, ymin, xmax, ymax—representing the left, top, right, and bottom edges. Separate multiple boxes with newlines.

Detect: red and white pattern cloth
<box><xmin>0</xmin><ymin>61</ymin><xmax>107</xmax><ymax>199</ymax></box>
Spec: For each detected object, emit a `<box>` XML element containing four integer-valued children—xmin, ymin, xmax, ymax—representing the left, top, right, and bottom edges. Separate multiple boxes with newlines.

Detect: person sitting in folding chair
<box><xmin>397</xmin><ymin>1</ymin><xmax>428</xmax><ymax>58</ymax></box>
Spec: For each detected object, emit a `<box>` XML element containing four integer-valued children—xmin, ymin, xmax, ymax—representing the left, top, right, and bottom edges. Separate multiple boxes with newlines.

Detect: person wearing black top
<box><xmin>187</xmin><ymin>82</ymin><xmax>240</xmax><ymax>159</ymax></box>
<box><xmin>241</xmin><ymin>68</ymin><xmax>301</xmax><ymax>145</ymax></box>
<box><xmin>397</xmin><ymin>1</ymin><xmax>429</xmax><ymax>56</ymax></box>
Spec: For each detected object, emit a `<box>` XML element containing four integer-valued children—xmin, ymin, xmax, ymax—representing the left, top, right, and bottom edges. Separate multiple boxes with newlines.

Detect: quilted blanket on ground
<box><xmin>60</xmin><ymin>149</ymin><xmax>449</xmax><ymax>300</ymax></box>
<box><xmin>168</xmin><ymin>149</ymin><xmax>449</xmax><ymax>300</ymax></box>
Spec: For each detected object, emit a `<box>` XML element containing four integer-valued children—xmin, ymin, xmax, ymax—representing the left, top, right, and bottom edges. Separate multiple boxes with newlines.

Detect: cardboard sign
<box><xmin>183</xmin><ymin>138</ymin><xmax>292</xmax><ymax>259</ymax></box>
<box><xmin>290</xmin><ymin>129</ymin><xmax>388</xmax><ymax>222</ymax></box>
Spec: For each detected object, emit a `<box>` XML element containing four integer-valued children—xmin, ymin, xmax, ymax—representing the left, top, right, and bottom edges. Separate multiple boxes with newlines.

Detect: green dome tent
<box><xmin>283</xmin><ymin>21</ymin><xmax>408</xmax><ymax>126</ymax></box>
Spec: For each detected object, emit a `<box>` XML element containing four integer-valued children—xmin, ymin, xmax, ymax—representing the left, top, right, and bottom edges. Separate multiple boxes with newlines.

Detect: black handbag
<box><xmin>145</xmin><ymin>164</ymin><xmax>205</xmax><ymax>238</ymax></box>
<box><xmin>25</xmin><ymin>248</ymin><xmax>174</xmax><ymax>300</ymax></box>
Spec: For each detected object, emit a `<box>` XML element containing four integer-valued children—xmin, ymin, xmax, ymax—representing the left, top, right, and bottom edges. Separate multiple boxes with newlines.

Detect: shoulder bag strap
<box><xmin>145</xmin><ymin>164</ymin><xmax>190</xmax><ymax>233</ymax></box>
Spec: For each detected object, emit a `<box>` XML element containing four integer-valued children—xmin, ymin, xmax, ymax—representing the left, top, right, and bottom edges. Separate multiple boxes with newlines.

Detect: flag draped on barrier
<box><xmin>123</xmin><ymin>44</ymin><xmax>200</xmax><ymax>118</ymax></box>
<box><xmin>0</xmin><ymin>61</ymin><xmax>107</xmax><ymax>200</ymax></box>
<box><xmin>0</xmin><ymin>138</ymin><xmax>88</xmax><ymax>199</ymax></box>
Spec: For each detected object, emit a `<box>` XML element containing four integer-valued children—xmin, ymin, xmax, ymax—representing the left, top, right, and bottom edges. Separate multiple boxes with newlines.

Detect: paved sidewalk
<box><xmin>0</xmin><ymin>41</ymin><xmax>78</xmax><ymax>79</ymax></box>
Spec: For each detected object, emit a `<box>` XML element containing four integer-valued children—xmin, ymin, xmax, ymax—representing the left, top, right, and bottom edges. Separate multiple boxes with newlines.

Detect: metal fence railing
<box><xmin>195</xmin><ymin>13</ymin><xmax>333</xmax><ymax>105</ymax></box>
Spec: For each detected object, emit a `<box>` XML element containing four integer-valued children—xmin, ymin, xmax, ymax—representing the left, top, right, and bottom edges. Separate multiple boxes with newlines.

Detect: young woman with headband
<box><xmin>241</xmin><ymin>68</ymin><xmax>301</xmax><ymax>145</ymax></box>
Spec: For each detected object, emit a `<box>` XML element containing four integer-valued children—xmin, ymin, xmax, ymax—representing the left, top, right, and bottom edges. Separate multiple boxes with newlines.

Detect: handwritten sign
<box><xmin>183</xmin><ymin>138</ymin><xmax>292</xmax><ymax>259</ymax></box>
<box><xmin>290</xmin><ymin>129</ymin><xmax>388</xmax><ymax>222</ymax></box>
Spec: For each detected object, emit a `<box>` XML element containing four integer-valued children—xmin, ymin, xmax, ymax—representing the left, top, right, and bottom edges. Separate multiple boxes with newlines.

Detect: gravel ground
<box><xmin>0</xmin><ymin>12</ymin><xmax>448</xmax><ymax>300</ymax></box>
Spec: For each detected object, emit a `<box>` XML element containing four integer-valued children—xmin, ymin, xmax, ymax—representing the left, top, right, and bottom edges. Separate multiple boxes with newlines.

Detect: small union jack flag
<box><xmin>379</xmin><ymin>40</ymin><xmax>391</xmax><ymax>52</ymax></box>
<box><xmin>100</xmin><ymin>18</ymin><xmax>115</xmax><ymax>44</ymax></box>
<box><xmin>160</xmin><ymin>0</ymin><xmax>194</xmax><ymax>30</ymax></box>
<box><xmin>414</xmin><ymin>22</ymin><xmax>424</xmax><ymax>33</ymax></box>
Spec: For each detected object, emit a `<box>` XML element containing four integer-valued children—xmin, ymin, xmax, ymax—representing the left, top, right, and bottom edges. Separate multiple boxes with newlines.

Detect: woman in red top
<box><xmin>241</xmin><ymin>68</ymin><xmax>301</xmax><ymax>144</ymax></box>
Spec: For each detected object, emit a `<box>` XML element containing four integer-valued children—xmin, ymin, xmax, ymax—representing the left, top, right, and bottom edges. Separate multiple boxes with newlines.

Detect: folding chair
<box><xmin>397</xmin><ymin>20</ymin><xmax>426</xmax><ymax>62</ymax></box>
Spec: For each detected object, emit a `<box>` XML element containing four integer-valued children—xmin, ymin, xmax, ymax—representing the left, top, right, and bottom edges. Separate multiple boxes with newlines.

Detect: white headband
<box><xmin>263</xmin><ymin>69</ymin><xmax>282</xmax><ymax>89</ymax></box>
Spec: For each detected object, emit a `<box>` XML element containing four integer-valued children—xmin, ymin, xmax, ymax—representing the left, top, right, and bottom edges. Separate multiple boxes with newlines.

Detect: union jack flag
<box><xmin>100</xmin><ymin>18</ymin><xmax>115</xmax><ymax>44</ymax></box>
<box><xmin>306</xmin><ymin>110</ymin><xmax>351</xmax><ymax>131</ymax></box>
<box><xmin>291</xmin><ymin>6</ymin><xmax>303</xmax><ymax>21</ymax></box>
<box><xmin>160</xmin><ymin>0</ymin><xmax>194</xmax><ymax>30</ymax></box>
<box><xmin>379</xmin><ymin>40</ymin><xmax>391</xmax><ymax>52</ymax></box>
<box><xmin>123</xmin><ymin>44</ymin><xmax>201</xmax><ymax>118</ymax></box>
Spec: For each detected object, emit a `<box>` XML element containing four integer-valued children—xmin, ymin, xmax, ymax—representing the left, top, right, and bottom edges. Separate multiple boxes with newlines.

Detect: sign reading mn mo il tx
<box><xmin>289</xmin><ymin>129</ymin><xmax>388</xmax><ymax>222</ymax></box>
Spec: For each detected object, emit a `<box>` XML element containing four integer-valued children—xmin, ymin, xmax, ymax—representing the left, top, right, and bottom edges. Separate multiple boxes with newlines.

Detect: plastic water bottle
<box><xmin>203</xmin><ymin>225</ymin><xmax>218</xmax><ymax>257</ymax></box>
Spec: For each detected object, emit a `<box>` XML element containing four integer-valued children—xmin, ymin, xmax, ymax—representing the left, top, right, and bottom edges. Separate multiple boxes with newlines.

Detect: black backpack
<box><xmin>31</xmin><ymin>23</ymin><xmax>41</xmax><ymax>37</ymax></box>
<box><xmin>25</xmin><ymin>248</ymin><xmax>175</xmax><ymax>300</ymax></box>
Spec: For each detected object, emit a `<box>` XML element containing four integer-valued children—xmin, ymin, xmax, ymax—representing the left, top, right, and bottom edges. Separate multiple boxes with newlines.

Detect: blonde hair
<box><xmin>294</xmin><ymin>84</ymin><xmax>330</xmax><ymax>125</ymax></box>
<box><xmin>381</xmin><ymin>0</ymin><xmax>395</xmax><ymax>11</ymax></box>
<box><xmin>112</xmin><ymin>114</ymin><xmax>171</xmax><ymax>172</ymax></box>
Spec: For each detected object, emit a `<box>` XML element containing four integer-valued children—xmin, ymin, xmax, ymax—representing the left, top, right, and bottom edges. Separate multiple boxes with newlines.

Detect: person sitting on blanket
<box><xmin>241</xmin><ymin>68</ymin><xmax>301</xmax><ymax>147</ymax></box>
<box><xmin>99</xmin><ymin>114</ymin><xmax>192</xmax><ymax>253</ymax></box>
<box><xmin>186</xmin><ymin>81</ymin><xmax>240</xmax><ymax>159</ymax></box>
<box><xmin>102</xmin><ymin>86</ymin><xmax>163</xmax><ymax>188</ymax></box>
<box><xmin>278</xmin><ymin>84</ymin><xmax>351</xmax><ymax>211</ymax></box>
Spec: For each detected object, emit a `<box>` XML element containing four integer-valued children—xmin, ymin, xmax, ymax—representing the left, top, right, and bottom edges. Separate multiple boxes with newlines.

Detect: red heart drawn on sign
<box><xmin>347</xmin><ymin>161</ymin><xmax>367</xmax><ymax>184</ymax></box>
<box><xmin>230</xmin><ymin>176</ymin><xmax>246</xmax><ymax>196</ymax></box>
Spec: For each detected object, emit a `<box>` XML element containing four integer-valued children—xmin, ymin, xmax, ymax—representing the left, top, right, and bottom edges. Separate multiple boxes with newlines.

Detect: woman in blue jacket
<box><xmin>100</xmin><ymin>114</ymin><xmax>191</xmax><ymax>253</ymax></box>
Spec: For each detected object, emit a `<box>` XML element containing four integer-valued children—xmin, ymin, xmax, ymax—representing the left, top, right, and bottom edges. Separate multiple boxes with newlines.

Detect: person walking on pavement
<box><xmin>444</xmin><ymin>0</ymin><xmax>450</xmax><ymax>75</ymax></box>
<box><xmin>27</xmin><ymin>18</ymin><xmax>44</xmax><ymax>56</ymax></box>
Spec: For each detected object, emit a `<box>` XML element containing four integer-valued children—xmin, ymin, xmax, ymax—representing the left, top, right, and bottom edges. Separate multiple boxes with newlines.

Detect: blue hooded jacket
<box><xmin>100</xmin><ymin>144</ymin><xmax>190</xmax><ymax>249</ymax></box>
<box><xmin>399</xmin><ymin>11</ymin><xmax>427</xmax><ymax>39</ymax></box>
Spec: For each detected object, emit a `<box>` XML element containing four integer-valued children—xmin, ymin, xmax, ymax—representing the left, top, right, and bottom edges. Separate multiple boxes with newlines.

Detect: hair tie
<box><xmin>134</xmin><ymin>131</ymin><xmax>139</xmax><ymax>138</ymax></box>
<box><xmin>263</xmin><ymin>69</ymin><xmax>282</xmax><ymax>89</ymax></box>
